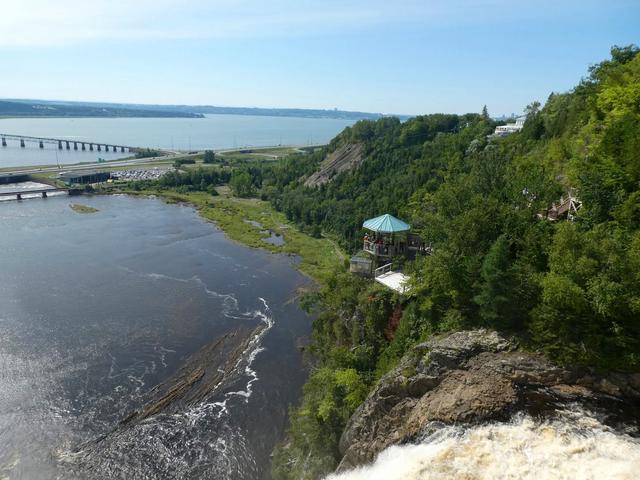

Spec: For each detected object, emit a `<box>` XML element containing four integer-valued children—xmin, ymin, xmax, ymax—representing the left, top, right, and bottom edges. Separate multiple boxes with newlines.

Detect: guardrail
<box><xmin>374</xmin><ymin>263</ymin><xmax>393</xmax><ymax>277</ymax></box>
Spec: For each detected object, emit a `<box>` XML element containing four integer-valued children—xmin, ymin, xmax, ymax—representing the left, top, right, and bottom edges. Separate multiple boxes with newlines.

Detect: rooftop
<box><xmin>363</xmin><ymin>213</ymin><xmax>411</xmax><ymax>233</ymax></box>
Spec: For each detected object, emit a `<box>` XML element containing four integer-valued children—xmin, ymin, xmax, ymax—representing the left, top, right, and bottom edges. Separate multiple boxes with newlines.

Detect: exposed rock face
<box><xmin>304</xmin><ymin>143</ymin><xmax>365</xmax><ymax>188</ymax></box>
<box><xmin>337</xmin><ymin>329</ymin><xmax>640</xmax><ymax>472</ymax></box>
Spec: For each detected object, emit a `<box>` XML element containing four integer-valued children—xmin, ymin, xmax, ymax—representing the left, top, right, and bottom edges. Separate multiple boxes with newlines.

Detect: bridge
<box><xmin>0</xmin><ymin>133</ymin><xmax>138</xmax><ymax>154</ymax></box>
<box><xmin>0</xmin><ymin>187</ymin><xmax>68</xmax><ymax>200</ymax></box>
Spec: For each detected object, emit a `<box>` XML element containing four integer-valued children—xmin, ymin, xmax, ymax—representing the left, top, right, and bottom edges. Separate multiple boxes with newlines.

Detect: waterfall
<box><xmin>327</xmin><ymin>408</ymin><xmax>640</xmax><ymax>480</ymax></box>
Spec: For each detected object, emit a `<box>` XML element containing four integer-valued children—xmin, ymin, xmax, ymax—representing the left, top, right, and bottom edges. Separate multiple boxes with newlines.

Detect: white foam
<box><xmin>326</xmin><ymin>410</ymin><xmax>640</xmax><ymax>480</ymax></box>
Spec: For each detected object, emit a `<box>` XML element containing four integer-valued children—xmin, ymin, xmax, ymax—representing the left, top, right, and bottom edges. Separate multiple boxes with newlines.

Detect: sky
<box><xmin>0</xmin><ymin>0</ymin><xmax>638</xmax><ymax>116</ymax></box>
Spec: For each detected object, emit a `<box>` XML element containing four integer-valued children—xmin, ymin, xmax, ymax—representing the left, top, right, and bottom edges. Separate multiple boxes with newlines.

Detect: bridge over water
<box><xmin>0</xmin><ymin>187</ymin><xmax>69</xmax><ymax>200</ymax></box>
<box><xmin>0</xmin><ymin>133</ymin><xmax>139</xmax><ymax>154</ymax></box>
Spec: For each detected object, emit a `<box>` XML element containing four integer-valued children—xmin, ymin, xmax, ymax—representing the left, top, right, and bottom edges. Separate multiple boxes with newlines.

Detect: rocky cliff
<box><xmin>304</xmin><ymin>144</ymin><xmax>365</xmax><ymax>188</ymax></box>
<box><xmin>337</xmin><ymin>330</ymin><xmax>640</xmax><ymax>472</ymax></box>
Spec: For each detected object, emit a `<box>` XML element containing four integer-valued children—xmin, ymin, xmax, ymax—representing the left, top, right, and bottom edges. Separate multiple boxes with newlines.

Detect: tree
<box><xmin>229</xmin><ymin>171</ymin><xmax>255</xmax><ymax>197</ymax></box>
<box><xmin>203</xmin><ymin>150</ymin><xmax>216</xmax><ymax>164</ymax></box>
<box><xmin>473</xmin><ymin>235</ymin><xmax>514</xmax><ymax>329</ymax></box>
<box><xmin>481</xmin><ymin>105</ymin><xmax>490</xmax><ymax>120</ymax></box>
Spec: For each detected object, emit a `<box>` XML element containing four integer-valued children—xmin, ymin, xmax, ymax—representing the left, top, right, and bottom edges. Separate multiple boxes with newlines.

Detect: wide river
<box><xmin>0</xmin><ymin>194</ymin><xmax>313</xmax><ymax>479</ymax></box>
<box><xmin>0</xmin><ymin>114</ymin><xmax>356</xmax><ymax>167</ymax></box>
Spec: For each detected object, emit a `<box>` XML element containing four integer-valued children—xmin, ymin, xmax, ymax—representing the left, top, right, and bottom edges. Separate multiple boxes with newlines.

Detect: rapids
<box><xmin>326</xmin><ymin>408</ymin><xmax>640</xmax><ymax>480</ymax></box>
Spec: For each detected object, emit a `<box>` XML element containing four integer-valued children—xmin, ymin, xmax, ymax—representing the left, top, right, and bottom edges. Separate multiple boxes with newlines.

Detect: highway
<box><xmin>0</xmin><ymin>151</ymin><xmax>199</xmax><ymax>176</ymax></box>
<box><xmin>0</xmin><ymin>143</ymin><xmax>325</xmax><ymax>177</ymax></box>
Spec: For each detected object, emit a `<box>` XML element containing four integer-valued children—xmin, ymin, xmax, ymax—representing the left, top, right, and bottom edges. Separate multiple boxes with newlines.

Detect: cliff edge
<box><xmin>337</xmin><ymin>329</ymin><xmax>640</xmax><ymax>472</ymax></box>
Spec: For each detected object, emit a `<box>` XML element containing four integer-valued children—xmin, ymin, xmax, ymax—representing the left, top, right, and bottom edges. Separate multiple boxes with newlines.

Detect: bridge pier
<box><xmin>42</xmin><ymin>191</ymin><xmax>47</xmax><ymax>198</ymax></box>
<box><xmin>82</xmin><ymin>143</ymin><xmax>86</xmax><ymax>151</ymax></box>
<box><xmin>16</xmin><ymin>193</ymin><xmax>22</xmax><ymax>200</ymax></box>
<box><xmin>39</xmin><ymin>141</ymin><xmax>44</xmax><ymax>149</ymax></box>
<box><xmin>73</xmin><ymin>142</ymin><xmax>78</xmax><ymax>151</ymax></box>
<box><xmin>105</xmin><ymin>145</ymin><xmax>109</xmax><ymax>152</ymax></box>
<box><xmin>121</xmin><ymin>146</ymin><xmax>125</xmax><ymax>153</ymax></box>
<box><xmin>20</xmin><ymin>139</ymin><xmax>25</xmax><ymax>148</ymax></box>
<box><xmin>66</xmin><ymin>141</ymin><xmax>70</xmax><ymax>150</ymax></box>
<box><xmin>97</xmin><ymin>145</ymin><xmax>101</xmax><ymax>151</ymax></box>
<box><xmin>89</xmin><ymin>144</ymin><xmax>94</xmax><ymax>151</ymax></box>
<box><xmin>2</xmin><ymin>138</ymin><xmax>6</xmax><ymax>147</ymax></box>
<box><xmin>58</xmin><ymin>140</ymin><xmax>63</xmax><ymax>150</ymax></box>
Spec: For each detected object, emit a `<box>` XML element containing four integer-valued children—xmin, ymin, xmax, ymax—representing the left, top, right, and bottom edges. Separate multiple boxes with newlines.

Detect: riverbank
<box><xmin>100</xmin><ymin>185</ymin><xmax>343</xmax><ymax>284</ymax></box>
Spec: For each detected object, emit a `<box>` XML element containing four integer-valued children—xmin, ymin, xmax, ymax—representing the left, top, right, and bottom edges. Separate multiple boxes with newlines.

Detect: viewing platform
<box><xmin>374</xmin><ymin>263</ymin><xmax>409</xmax><ymax>294</ymax></box>
<box><xmin>351</xmin><ymin>213</ymin><xmax>430</xmax><ymax>294</ymax></box>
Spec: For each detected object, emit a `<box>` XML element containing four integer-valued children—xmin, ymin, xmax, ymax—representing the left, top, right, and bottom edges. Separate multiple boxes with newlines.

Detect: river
<box><xmin>0</xmin><ymin>194</ymin><xmax>313</xmax><ymax>479</ymax></box>
<box><xmin>0</xmin><ymin>114</ymin><xmax>356</xmax><ymax>167</ymax></box>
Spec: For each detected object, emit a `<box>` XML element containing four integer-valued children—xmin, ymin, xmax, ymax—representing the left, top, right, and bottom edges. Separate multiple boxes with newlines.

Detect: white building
<box><xmin>493</xmin><ymin>116</ymin><xmax>526</xmax><ymax>136</ymax></box>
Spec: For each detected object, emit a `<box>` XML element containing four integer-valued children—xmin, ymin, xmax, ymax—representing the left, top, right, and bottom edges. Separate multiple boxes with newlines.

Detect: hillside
<box><xmin>220</xmin><ymin>45</ymin><xmax>640</xmax><ymax>479</ymax></box>
<box><xmin>0</xmin><ymin>99</ymin><xmax>202</xmax><ymax>118</ymax></box>
<box><xmin>1</xmin><ymin>99</ymin><xmax>390</xmax><ymax>120</ymax></box>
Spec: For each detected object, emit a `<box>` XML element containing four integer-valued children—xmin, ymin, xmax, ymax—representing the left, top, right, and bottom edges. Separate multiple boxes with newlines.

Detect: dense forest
<box><xmin>240</xmin><ymin>46</ymin><xmax>639</xmax><ymax>479</ymax></box>
<box><xmin>129</xmin><ymin>46</ymin><xmax>640</xmax><ymax>479</ymax></box>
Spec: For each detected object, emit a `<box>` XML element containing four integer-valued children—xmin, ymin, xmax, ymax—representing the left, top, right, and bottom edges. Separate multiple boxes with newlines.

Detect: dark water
<box><xmin>0</xmin><ymin>195</ymin><xmax>313</xmax><ymax>479</ymax></box>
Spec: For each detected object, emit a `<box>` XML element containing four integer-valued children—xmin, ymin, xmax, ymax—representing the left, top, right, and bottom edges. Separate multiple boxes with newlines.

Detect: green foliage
<box><xmin>203</xmin><ymin>149</ymin><xmax>216</xmax><ymax>163</ymax></box>
<box><xmin>474</xmin><ymin>235</ymin><xmax>515</xmax><ymax>328</ymax></box>
<box><xmin>135</xmin><ymin>148</ymin><xmax>161</xmax><ymax>158</ymax></box>
<box><xmin>229</xmin><ymin>170</ymin><xmax>256</xmax><ymax>197</ymax></box>
<box><xmin>158</xmin><ymin>166</ymin><xmax>230</xmax><ymax>191</ymax></box>
<box><xmin>173</xmin><ymin>158</ymin><xmax>196</xmax><ymax>168</ymax></box>
<box><xmin>273</xmin><ymin>44</ymin><xmax>640</xmax><ymax>479</ymax></box>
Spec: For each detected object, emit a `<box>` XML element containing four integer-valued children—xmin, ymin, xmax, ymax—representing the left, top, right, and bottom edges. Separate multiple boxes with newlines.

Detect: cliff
<box><xmin>303</xmin><ymin>144</ymin><xmax>365</xmax><ymax>188</ymax></box>
<box><xmin>337</xmin><ymin>330</ymin><xmax>640</xmax><ymax>472</ymax></box>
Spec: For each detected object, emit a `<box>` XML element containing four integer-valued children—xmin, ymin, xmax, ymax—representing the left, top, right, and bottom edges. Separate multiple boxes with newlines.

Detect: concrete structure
<box><xmin>59</xmin><ymin>171</ymin><xmax>110</xmax><ymax>185</ymax></box>
<box><xmin>0</xmin><ymin>133</ymin><xmax>134</xmax><ymax>154</ymax></box>
<box><xmin>0</xmin><ymin>173</ymin><xmax>29</xmax><ymax>184</ymax></box>
<box><xmin>374</xmin><ymin>265</ymin><xmax>410</xmax><ymax>294</ymax></box>
<box><xmin>349</xmin><ymin>255</ymin><xmax>373</xmax><ymax>276</ymax></box>
<box><xmin>0</xmin><ymin>187</ymin><xmax>67</xmax><ymax>200</ymax></box>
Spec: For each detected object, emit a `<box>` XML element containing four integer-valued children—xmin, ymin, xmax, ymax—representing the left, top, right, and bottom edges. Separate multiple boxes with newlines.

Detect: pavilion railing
<box><xmin>363</xmin><ymin>240</ymin><xmax>401</xmax><ymax>257</ymax></box>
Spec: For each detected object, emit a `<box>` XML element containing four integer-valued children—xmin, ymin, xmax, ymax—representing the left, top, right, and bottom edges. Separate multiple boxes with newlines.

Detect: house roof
<box><xmin>363</xmin><ymin>214</ymin><xmax>410</xmax><ymax>233</ymax></box>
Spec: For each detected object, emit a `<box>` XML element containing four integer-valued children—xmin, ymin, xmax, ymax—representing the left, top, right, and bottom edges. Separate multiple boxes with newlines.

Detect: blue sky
<box><xmin>0</xmin><ymin>0</ymin><xmax>638</xmax><ymax>116</ymax></box>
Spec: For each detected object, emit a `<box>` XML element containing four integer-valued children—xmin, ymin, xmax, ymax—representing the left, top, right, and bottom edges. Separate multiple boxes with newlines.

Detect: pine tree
<box><xmin>474</xmin><ymin>235</ymin><xmax>513</xmax><ymax>328</ymax></box>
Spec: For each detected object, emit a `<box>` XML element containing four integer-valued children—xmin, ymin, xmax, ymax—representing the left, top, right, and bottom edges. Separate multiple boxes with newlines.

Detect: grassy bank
<box><xmin>69</xmin><ymin>203</ymin><xmax>99</xmax><ymax>214</ymax></box>
<box><xmin>103</xmin><ymin>185</ymin><xmax>343</xmax><ymax>284</ymax></box>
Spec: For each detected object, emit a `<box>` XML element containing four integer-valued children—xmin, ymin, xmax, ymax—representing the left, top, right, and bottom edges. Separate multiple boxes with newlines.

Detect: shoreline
<box><xmin>98</xmin><ymin>187</ymin><xmax>343</xmax><ymax>285</ymax></box>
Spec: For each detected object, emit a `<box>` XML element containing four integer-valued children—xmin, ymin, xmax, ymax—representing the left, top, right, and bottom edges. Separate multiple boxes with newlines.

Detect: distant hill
<box><xmin>0</xmin><ymin>100</ymin><xmax>203</xmax><ymax>118</ymax></box>
<box><xmin>1</xmin><ymin>98</ymin><xmax>397</xmax><ymax>121</ymax></box>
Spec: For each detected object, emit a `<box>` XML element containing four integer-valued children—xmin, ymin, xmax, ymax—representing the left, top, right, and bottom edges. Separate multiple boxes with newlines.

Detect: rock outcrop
<box><xmin>304</xmin><ymin>144</ymin><xmax>365</xmax><ymax>188</ymax></box>
<box><xmin>337</xmin><ymin>329</ymin><xmax>640</xmax><ymax>471</ymax></box>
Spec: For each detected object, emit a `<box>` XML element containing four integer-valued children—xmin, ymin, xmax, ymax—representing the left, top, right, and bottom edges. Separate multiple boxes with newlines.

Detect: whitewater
<box><xmin>327</xmin><ymin>408</ymin><xmax>640</xmax><ymax>480</ymax></box>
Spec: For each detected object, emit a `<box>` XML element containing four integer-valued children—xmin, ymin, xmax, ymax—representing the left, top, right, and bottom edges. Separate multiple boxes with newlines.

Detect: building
<box><xmin>0</xmin><ymin>173</ymin><xmax>29</xmax><ymax>184</ymax></box>
<box><xmin>493</xmin><ymin>116</ymin><xmax>526</xmax><ymax>136</ymax></box>
<box><xmin>59</xmin><ymin>171</ymin><xmax>110</xmax><ymax>185</ymax></box>
<box><xmin>350</xmin><ymin>213</ymin><xmax>430</xmax><ymax>294</ymax></box>
<box><xmin>539</xmin><ymin>189</ymin><xmax>582</xmax><ymax>221</ymax></box>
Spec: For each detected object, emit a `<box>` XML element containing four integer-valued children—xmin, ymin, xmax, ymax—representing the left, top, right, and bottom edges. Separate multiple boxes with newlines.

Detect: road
<box><xmin>0</xmin><ymin>151</ymin><xmax>199</xmax><ymax>176</ymax></box>
<box><xmin>0</xmin><ymin>143</ymin><xmax>327</xmax><ymax>177</ymax></box>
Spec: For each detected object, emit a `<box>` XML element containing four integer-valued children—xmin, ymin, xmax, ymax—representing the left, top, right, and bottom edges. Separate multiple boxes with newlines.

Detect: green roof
<box><xmin>362</xmin><ymin>214</ymin><xmax>410</xmax><ymax>233</ymax></box>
